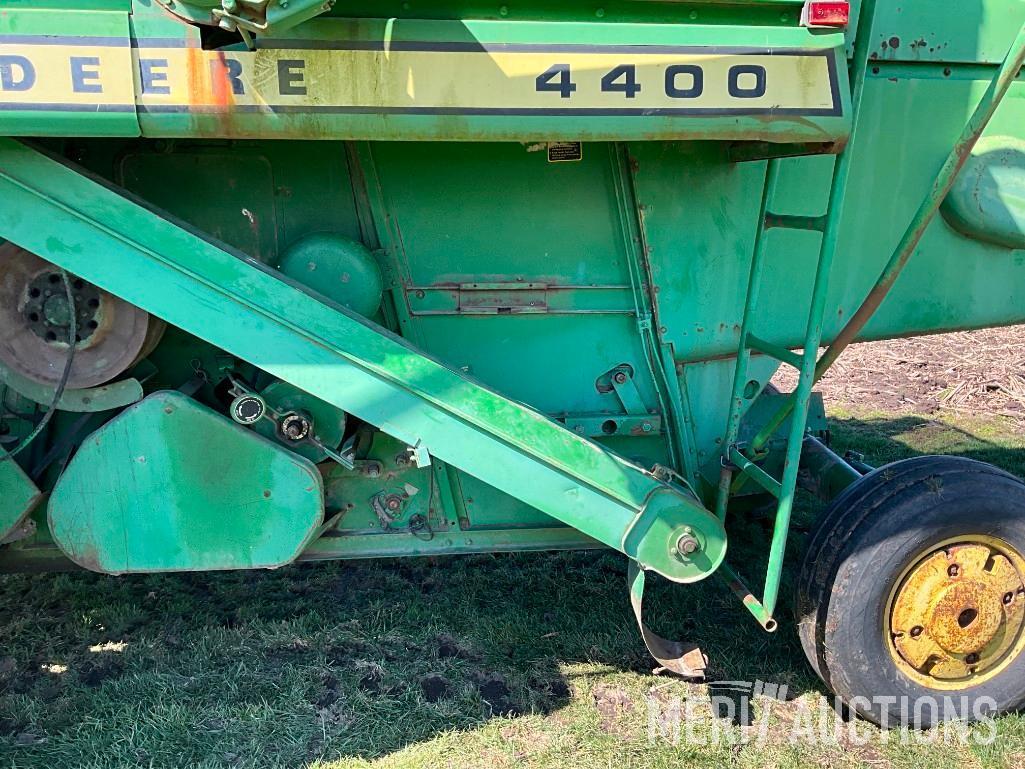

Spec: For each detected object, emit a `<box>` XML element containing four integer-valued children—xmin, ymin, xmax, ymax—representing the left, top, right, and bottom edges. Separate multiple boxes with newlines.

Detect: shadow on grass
<box><xmin>0</xmin><ymin>411</ymin><xmax>1022</xmax><ymax>766</ymax></box>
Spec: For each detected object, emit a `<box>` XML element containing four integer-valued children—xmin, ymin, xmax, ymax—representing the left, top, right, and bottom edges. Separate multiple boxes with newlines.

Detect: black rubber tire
<box><xmin>794</xmin><ymin>455</ymin><xmax>1025</xmax><ymax>727</ymax></box>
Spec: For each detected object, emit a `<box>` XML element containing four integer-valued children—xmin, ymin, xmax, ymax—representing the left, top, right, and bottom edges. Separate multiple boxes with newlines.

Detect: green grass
<box><xmin>3</xmin><ymin>407</ymin><xmax>1025</xmax><ymax>768</ymax></box>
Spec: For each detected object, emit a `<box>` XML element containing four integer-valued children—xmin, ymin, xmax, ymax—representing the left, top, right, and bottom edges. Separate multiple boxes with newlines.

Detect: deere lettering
<box><xmin>0</xmin><ymin>55</ymin><xmax>35</xmax><ymax>92</ymax></box>
<box><xmin>0</xmin><ymin>52</ymin><xmax>308</xmax><ymax>98</ymax></box>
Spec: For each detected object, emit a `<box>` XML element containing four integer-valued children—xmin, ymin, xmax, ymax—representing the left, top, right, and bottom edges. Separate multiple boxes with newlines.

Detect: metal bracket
<box><xmin>410</xmin><ymin>439</ymin><xmax>431</xmax><ymax>468</ymax></box>
<box><xmin>227</xmin><ymin>376</ymin><xmax>355</xmax><ymax>470</ymax></box>
<box><xmin>163</xmin><ymin>0</ymin><xmax>337</xmax><ymax>40</ymax></box>
<box><xmin>609</xmin><ymin>367</ymin><xmax>647</xmax><ymax>415</ymax></box>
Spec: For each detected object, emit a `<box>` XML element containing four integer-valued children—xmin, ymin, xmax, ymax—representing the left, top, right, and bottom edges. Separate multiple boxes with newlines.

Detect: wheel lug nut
<box><xmin>910</xmin><ymin>626</ymin><xmax>924</xmax><ymax>638</ymax></box>
<box><xmin>1004</xmin><ymin>592</ymin><xmax>1015</xmax><ymax>605</ymax></box>
<box><xmin>948</xmin><ymin>564</ymin><xmax>960</xmax><ymax>578</ymax></box>
<box><xmin>965</xmin><ymin>652</ymin><xmax>980</xmax><ymax>665</ymax></box>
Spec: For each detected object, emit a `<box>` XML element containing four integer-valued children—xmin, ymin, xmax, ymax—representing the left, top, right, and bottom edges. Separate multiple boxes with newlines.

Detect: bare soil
<box><xmin>773</xmin><ymin>324</ymin><xmax>1025</xmax><ymax>420</ymax></box>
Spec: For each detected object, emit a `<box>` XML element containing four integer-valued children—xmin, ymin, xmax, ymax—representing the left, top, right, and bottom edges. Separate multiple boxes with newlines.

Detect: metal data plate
<box><xmin>0</xmin><ymin>12</ymin><xmax>852</xmax><ymax>142</ymax></box>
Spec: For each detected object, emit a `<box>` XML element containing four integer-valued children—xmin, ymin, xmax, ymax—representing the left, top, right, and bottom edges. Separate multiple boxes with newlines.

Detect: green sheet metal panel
<box><xmin>48</xmin><ymin>391</ymin><xmax>324</xmax><ymax>573</ymax></box>
<box><xmin>364</xmin><ymin>140</ymin><xmax>665</xmax><ymax>414</ymax></box>
<box><xmin>0</xmin><ymin>450</ymin><xmax>41</xmax><ymax>543</ymax></box>
<box><xmin>118</xmin><ymin>150</ymin><xmax>281</xmax><ymax>263</ymax></box>
<box><xmin>630</xmin><ymin>72</ymin><xmax>1025</xmax><ymax>363</ymax></box>
<box><xmin>830</xmin><ymin>71</ymin><xmax>1025</xmax><ymax>344</ymax></box>
<box><xmin>327</xmin><ymin>0</ymin><xmax>805</xmax><ymax>26</ymax></box>
<box><xmin>870</xmin><ymin>0</ymin><xmax>1025</xmax><ymax>64</ymax></box>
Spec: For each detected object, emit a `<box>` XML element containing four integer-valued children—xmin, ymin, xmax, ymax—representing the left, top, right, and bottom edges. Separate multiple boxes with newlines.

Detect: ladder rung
<box><xmin>764</xmin><ymin>213</ymin><xmax>828</xmax><ymax>232</ymax></box>
<box><xmin>747</xmin><ymin>334</ymin><xmax>803</xmax><ymax>369</ymax></box>
<box><xmin>727</xmin><ymin>446</ymin><xmax>782</xmax><ymax>498</ymax></box>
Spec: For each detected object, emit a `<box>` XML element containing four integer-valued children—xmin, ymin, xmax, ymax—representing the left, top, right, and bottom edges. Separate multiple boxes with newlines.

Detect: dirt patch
<box><xmin>837</xmin><ymin>725</ymin><xmax>892</xmax><ymax>767</ymax></box>
<box><xmin>79</xmin><ymin>658</ymin><xmax>123</xmax><ymax>688</ymax></box>
<box><xmin>435</xmin><ymin>633</ymin><xmax>476</xmax><ymax>661</ymax></box>
<box><xmin>530</xmin><ymin>676</ymin><xmax>570</xmax><ymax>701</ymax></box>
<box><xmin>420</xmin><ymin>673</ymin><xmax>449</xmax><ymax>702</ymax></box>
<box><xmin>472</xmin><ymin>672</ymin><xmax>521</xmax><ymax>716</ymax></box>
<box><xmin>357</xmin><ymin>673</ymin><xmax>381</xmax><ymax>695</ymax></box>
<box><xmin>323</xmin><ymin>640</ymin><xmax>371</xmax><ymax>666</ymax></box>
<box><xmin>591</xmin><ymin>684</ymin><xmax>637</xmax><ymax>737</ymax></box>
<box><xmin>773</xmin><ymin>325</ymin><xmax>1025</xmax><ymax>423</ymax></box>
<box><xmin>314</xmin><ymin>672</ymin><xmax>341</xmax><ymax>708</ymax></box>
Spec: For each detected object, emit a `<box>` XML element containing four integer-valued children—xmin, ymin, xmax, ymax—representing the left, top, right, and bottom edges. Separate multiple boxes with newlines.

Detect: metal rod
<box><xmin>750</xmin><ymin>0</ymin><xmax>885</xmax><ymax>617</ymax></box>
<box><xmin>760</xmin><ymin>158</ymin><xmax>846</xmax><ymax>617</ymax></box>
<box><xmin>717</xmin><ymin>563</ymin><xmax>778</xmax><ymax>632</ymax></box>
<box><xmin>728</xmin><ymin>446</ymin><xmax>782</xmax><ymax>498</ymax></box>
<box><xmin>751</xmin><ymin>20</ymin><xmax>1025</xmax><ymax>449</ymax></box>
<box><xmin>747</xmin><ymin>334</ymin><xmax>803</xmax><ymax>369</ymax></box>
<box><xmin>713</xmin><ymin>160</ymin><xmax>781</xmax><ymax>521</ymax></box>
<box><xmin>798</xmin><ymin>436</ymin><xmax>862</xmax><ymax>501</ymax></box>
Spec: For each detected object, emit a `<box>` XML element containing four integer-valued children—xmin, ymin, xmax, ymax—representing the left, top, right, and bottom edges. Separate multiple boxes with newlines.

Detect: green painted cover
<box><xmin>48</xmin><ymin>391</ymin><xmax>324</xmax><ymax>573</ymax></box>
<box><xmin>0</xmin><ymin>450</ymin><xmax>40</xmax><ymax>543</ymax></box>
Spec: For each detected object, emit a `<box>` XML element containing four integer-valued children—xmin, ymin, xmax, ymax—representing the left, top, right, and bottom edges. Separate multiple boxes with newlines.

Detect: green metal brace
<box><xmin>715</xmin><ymin>6</ymin><xmax>1025</xmax><ymax>630</ymax></box>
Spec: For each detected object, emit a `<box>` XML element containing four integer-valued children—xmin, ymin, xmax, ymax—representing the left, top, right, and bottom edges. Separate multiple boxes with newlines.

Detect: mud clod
<box><xmin>420</xmin><ymin>673</ymin><xmax>449</xmax><ymax>702</ymax></box>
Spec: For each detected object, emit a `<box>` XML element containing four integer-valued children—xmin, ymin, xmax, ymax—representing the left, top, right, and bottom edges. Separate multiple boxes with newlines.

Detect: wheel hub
<box><xmin>22</xmin><ymin>270</ymin><xmax>102</xmax><ymax>345</ymax></box>
<box><xmin>0</xmin><ymin>243</ymin><xmax>159</xmax><ymax>389</ymax></box>
<box><xmin>889</xmin><ymin>541</ymin><xmax>1025</xmax><ymax>685</ymax></box>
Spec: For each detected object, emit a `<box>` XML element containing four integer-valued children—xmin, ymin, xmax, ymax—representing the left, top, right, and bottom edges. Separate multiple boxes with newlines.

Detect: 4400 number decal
<box><xmin>0</xmin><ymin>38</ymin><xmax>842</xmax><ymax>117</ymax></box>
<box><xmin>537</xmin><ymin>61</ymin><xmax>782</xmax><ymax>104</ymax></box>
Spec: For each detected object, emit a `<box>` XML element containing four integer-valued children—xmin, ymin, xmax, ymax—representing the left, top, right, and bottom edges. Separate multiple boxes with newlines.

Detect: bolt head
<box><xmin>676</xmin><ymin>533</ymin><xmax>700</xmax><ymax>557</ymax></box>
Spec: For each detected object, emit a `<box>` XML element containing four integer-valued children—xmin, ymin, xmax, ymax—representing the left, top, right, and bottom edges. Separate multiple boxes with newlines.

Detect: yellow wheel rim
<box><xmin>886</xmin><ymin>536</ymin><xmax>1025</xmax><ymax>689</ymax></box>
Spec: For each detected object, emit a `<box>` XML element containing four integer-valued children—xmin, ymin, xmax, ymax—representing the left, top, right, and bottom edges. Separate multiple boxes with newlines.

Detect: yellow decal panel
<box><xmin>0</xmin><ymin>39</ymin><xmax>135</xmax><ymax>109</ymax></box>
<box><xmin>0</xmin><ymin>38</ymin><xmax>842</xmax><ymax>117</ymax></box>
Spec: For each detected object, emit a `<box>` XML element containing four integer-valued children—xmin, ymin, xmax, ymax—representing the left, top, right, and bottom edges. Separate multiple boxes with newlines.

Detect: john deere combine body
<box><xmin>3</xmin><ymin>0</ymin><xmax>1025</xmax><ymax>727</ymax></box>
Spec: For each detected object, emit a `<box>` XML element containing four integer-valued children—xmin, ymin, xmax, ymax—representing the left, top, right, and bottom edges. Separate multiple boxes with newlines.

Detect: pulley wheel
<box><xmin>0</xmin><ymin>243</ymin><xmax>155</xmax><ymax>389</ymax></box>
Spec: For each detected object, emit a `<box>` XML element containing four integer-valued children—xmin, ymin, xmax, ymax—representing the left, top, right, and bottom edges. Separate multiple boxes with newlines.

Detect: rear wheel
<box><xmin>795</xmin><ymin>456</ymin><xmax>1025</xmax><ymax>727</ymax></box>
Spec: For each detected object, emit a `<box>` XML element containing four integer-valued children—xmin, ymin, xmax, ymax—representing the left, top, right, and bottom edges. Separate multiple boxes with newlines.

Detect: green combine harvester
<box><xmin>2</xmin><ymin>0</ymin><xmax>1025</xmax><ymax>729</ymax></box>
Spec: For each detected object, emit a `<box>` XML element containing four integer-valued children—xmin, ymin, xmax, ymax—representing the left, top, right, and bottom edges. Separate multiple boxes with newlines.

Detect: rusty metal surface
<box><xmin>0</xmin><ymin>243</ymin><xmax>154</xmax><ymax>389</ymax></box>
<box><xmin>889</xmin><ymin>541</ymin><xmax>1025</xmax><ymax>685</ymax></box>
